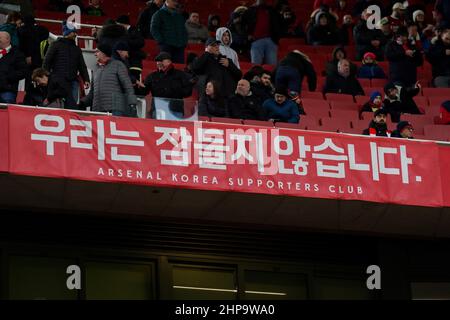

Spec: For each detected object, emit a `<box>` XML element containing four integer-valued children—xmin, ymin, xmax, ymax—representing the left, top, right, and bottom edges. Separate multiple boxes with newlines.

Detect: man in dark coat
<box><xmin>362</xmin><ymin>108</ymin><xmax>391</xmax><ymax>136</ymax></box>
<box><xmin>0</xmin><ymin>31</ymin><xmax>26</xmax><ymax>103</ymax></box>
<box><xmin>426</xmin><ymin>29</ymin><xmax>450</xmax><ymax>88</ymax></box>
<box><xmin>192</xmin><ymin>38</ymin><xmax>242</xmax><ymax>97</ymax></box>
<box><xmin>323</xmin><ymin>59</ymin><xmax>365</xmax><ymax>96</ymax></box>
<box><xmin>385</xmin><ymin>27</ymin><xmax>423</xmax><ymax>87</ymax></box>
<box><xmin>383</xmin><ymin>82</ymin><xmax>422</xmax><ymax>123</ymax></box>
<box><xmin>391</xmin><ymin>121</ymin><xmax>414</xmax><ymax>139</ymax></box>
<box><xmin>137</xmin><ymin>0</ymin><xmax>164</xmax><ymax>39</ymax></box>
<box><xmin>228</xmin><ymin>79</ymin><xmax>266</xmax><ymax>120</ymax></box>
<box><xmin>42</xmin><ymin>22</ymin><xmax>90</xmax><ymax>109</ymax></box>
<box><xmin>353</xmin><ymin>11</ymin><xmax>385</xmax><ymax>61</ymax></box>
<box><xmin>17</xmin><ymin>15</ymin><xmax>49</xmax><ymax>105</ymax></box>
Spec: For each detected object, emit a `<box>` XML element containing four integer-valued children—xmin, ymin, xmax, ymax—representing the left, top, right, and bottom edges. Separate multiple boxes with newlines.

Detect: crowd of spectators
<box><xmin>0</xmin><ymin>0</ymin><xmax>448</xmax><ymax>136</ymax></box>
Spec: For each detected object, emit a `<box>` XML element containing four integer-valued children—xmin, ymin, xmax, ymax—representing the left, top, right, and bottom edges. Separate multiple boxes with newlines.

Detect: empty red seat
<box><xmin>371</xmin><ymin>78</ymin><xmax>388</xmax><ymax>88</ymax></box>
<box><xmin>399</xmin><ymin>114</ymin><xmax>434</xmax><ymax>135</ymax></box>
<box><xmin>275</xmin><ymin>122</ymin><xmax>301</xmax><ymax>129</ymax></box>
<box><xmin>358</xmin><ymin>78</ymin><xmax>371</xmax><ymax>88</ymax></box>
<box><xmin>423</xmin><ymin>125</ymin><xmax>450</xmax><ymax>141</ymax></box>
<box><xmin>422</xmin><ymin>88</ymin><xmax>450</xmax><ymax>97</ymax></box>
<box><xmin>299</xmin><ymin>116</ymin><xmax>320</xmax><ymax>130</ymax></box>
<box><xmin>413</xmin><ymin>96</ymin><xmax>429</xmax><ymax>109</ymax></box>
<box><xmin>329</xmin><ymin>101</ymin><xmax>359</xmax><ymax>111</ymax></box>
<box><xmin>325</xmin><ymin>93</ymin><xmax>355</xmax><ymax>102</ymax></box>
<box><xmin>302</xmin><ymin>99</ymin><xmax>330</xmax><ymax>118</ymax></box>
<box><xmin>355</xmin><ymin>95</ymin><xmax>370</xmax><ymax>106</ymax></box>
<box><xmin>352</xmin><ymin>120</ymin><xmax>370</xmax><ymax>134</ymax></box>
<box><xmin>320</xmin><ymin>117</ymin><xmax>352</xmax><ymax>133</ymax></box>
<box><xmin>330</xmin><ymin>109</ymin><xmax>360</xmax><ymax>120</ymax></box>
<box><xmin>428</xmin><ymin>96</ymin><xmax>448</xmax><ymax>108</ymax></box>
<box><xmin>301</xmin><ymin>91</ymin><xmax>324</xmax><ymax>99</ymax></box>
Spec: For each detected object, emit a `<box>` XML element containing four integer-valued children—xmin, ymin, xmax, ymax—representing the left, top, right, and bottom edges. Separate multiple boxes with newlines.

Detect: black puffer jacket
<box><xmin>42</xmin><ymin>38</ymin><xmax>90</xmax><ymax>83</ymax></box>
<box><xmin>17</xmin><ymin>21</ymin><xmax>49</xmax><ymax>69</ymax></box>
<box><xmin>228</xmin><ymin>93</ymin><xmax>266</xmax><ymax>120</ymax></box>
<box><xmin>138</xmin><ymin>66</ymin><xmax>193</xmax><ymax>99</ymax></box>
<box><xmin>426</xmin><ymin>39</ymin><xmax>450</xmax><ymax>79</ymax></box>
<box><xmin>385</xmin><ymin>39</ymin><xmax>423</xmax><ymax>87</ymax></box>
<box><xmin>0</xmin><ymin>47</ymin><xmax>26</xmax><ymax>92</ymax></box>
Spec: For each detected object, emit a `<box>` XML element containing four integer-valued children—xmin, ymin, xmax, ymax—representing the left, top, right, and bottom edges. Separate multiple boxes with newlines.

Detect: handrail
<box><xmin>36</xmin><ymin>17</ymin><xmax>102</xmax><ymax>29</ymax></box>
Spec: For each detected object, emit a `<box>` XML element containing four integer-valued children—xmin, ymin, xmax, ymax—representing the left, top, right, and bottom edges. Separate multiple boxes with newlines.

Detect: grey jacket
<box><xmin>185</xmin><ymin>21</ymin><xmax>208</xmax><ymax>44</ymax></box>
<box><xmin>82</xmin><ymin>60</ymin><xmax>137</xmax><ymax>113</ymax></box>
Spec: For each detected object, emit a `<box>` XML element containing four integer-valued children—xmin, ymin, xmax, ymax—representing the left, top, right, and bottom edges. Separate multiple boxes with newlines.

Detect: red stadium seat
<box><xmin>399</xmin><ymin>114</ymin><xmax>434</xmax><ymax>135</ymax></box>
<box><xmin>370</xmin><ymin>78</ymin><xmax>388</xmax><ymax>88</ymax></box>
<box><xmin>358</xmin><ymin>78</ymin><xmax>371</xmax><ymax>88</ymax></box>
<box><xmin>423</xmin><ymin>125</ymin><xmax>450</xmax><ymax>141</ymax></box>
<box><xmin>422</xmin><ymin>88</ymin><xmax>450</xmax><ymax>97</ymax></box>
<box><xmin>299</xmin><ymin>116</ymin><xmax>320</xmax><ymax>130</ymax></box>
<box><xmin>329</xmin><ymin>109</ymin><xmax>360</xmax><ymax>120</ymax></box>
<box><xmin>325</xmin><ymin>93</ymin><xmax>355</xmax><ymax>102</ymax></box>
<box><xmin>302</xmin><ymin>99</ymin><xmax>330</xmax><ymax>118</ymax></box>
<box><xmin>329</xmin><ymin>101</ymin><xmax>359</xmax><ymax>111</ymax></box>
<box><xmin>355</xmin><ymin>95</ymin><xmax>370</xmax><ymax>106</ymax></box>
<box><xmin>275</xmin><ymin>122</ymin><xmax>302</xmax><ymax>129</ymax></box>
<box><xmin>320</xmin><ymin>117</ymin><xmax>352</xmax><ymax>133</ymax></box>
<box><xmin>301</xmin><ymin>91</ymin><xmax>324</xmax><ymax>99</ymax></box>
<box><xmin>413</xmin><ymin>96</ymin><xmax>429</xmax><ymax>110</ymax></box>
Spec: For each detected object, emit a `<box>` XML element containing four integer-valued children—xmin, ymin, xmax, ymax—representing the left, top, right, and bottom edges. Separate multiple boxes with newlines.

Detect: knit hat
<box><xmin>363</xmin><ymin>52</ymin><xmax>376</xmax><ymax>60</ymax></box>
<box><xmin>384</xmin><ymin>82</ymin><xmax>397</xmax><ymax>94</ymax></box>
<box><xmin>96</xmin><ymin>43</ymin><xmax>112</xmax><ymax>57</ymax></box>
<box><xmin>370</xmin><ymin>91</ymin><xmax>382</xmax><ymax>102</ymax></box>
<box><xmin>412</xmin><ymin>10</ymin><xmax>424</xmax><ymax>22</ymax></box>
<box><xmin>392</xmin><ymin>2</ymin><xmax>406</xmax><ymax>11</ymax></box>
<box><xmin>62</xmin><ymin>21</ymin><xmax>77</xmax><ymax>37</ymax></box>
<box><xmin>116</xmin><ymin>15</ymin><xmax>130</xmax><ymax>25</ymax></box>
<box><xmin>113</xmin><ymin>41</ymin><xmax>129</xmax><ymax>52</ymax></box>
<box><xmin>397</xmin><ymin>121</ymin><xmax>413</xmax><ymax>132</ymax></box>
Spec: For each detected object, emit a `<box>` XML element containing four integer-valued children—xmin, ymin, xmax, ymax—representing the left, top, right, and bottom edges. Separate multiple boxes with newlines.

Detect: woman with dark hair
<box><xmin>198</xmin><ymin>80</ymin><xmax>228</xmax><ymax>117</ymax></box>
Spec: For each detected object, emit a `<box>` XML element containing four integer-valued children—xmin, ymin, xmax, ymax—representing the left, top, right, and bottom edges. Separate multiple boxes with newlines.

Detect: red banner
<box><xmin>4</xmin><ymin>105</ymin><xmax>449</xmax><ymax>208</ymax></box>
<box><xmin>0</xmin><ymin>109</ymin><xmax>8</xmax><ymax>173</ymax></box>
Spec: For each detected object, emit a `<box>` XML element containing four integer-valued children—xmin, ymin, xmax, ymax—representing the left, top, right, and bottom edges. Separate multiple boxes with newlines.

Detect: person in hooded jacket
<box><xmin>227</xmin><ymin>6</ymin><xmax>249</xmax><ymax>55</ymax></box>
<box><xmin>216</xmin><ymin>27</ymin><xmax>240</xmax><ymax>69</ymax></box>
<box><xmin>274</xmin><ymin>50</ymin><xmax>317</xmax><ymax>97</ymax></box>
<box><xmin>359</xmin><ymin>90</ymin><xmax>384</xmax><ymax>117</ymax></box>
<box><xmin>357</xmin><ymin>52</ymin><xmax>387</xmax><ymax>79</ymax></box>
<box><xmin>307</xmin><ymin>11</ymin><xmax>340</xmax><ymax>45</ymax></box>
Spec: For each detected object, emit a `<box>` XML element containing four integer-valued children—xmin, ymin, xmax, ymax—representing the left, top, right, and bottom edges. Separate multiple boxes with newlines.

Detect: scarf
<box><xmin>0</xmin><ymin>46</ymin><xmax>12</xmax><ymax>59</ymax></box>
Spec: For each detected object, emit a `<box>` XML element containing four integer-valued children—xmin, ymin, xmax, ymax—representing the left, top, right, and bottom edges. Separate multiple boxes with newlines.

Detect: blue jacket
<box><xmin>262</xmin><ymin>98</ymin><xmax>299</xmax><ymax>123</ymax></box>
<box><xmin>357</xmin><ymin>64</ymin><xmax>386</xmax><ymax>79</ymax></box>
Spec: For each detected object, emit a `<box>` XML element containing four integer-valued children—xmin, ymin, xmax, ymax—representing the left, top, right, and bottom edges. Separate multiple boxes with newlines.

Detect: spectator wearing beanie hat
<box><xmin>360</xmin><ymin>91</ymin><xmax>385</xmax><ymax>117</ymax></box>
<box><xmin>80</xmin><ymin>43</ymin><xmax>137</xmax><ymax>117</ymax></box>
<box><xmin>42</xmin><ymin>21</ymin><xmax>89</xmax><ymax>109</ymax></box>
<box><xmin>262</xmin><ymin>86</ymin><xmax>300</xmax><ymax>123</ymax></box>
<box><xmin>357</xmin><ymin>52</ymin><xmax>387</xmax><ymax>79</ymax></box>
<box><xmin>391</xmin><ymin>121</ymin><xmax>414</xmax><ymax>138</ymax></box>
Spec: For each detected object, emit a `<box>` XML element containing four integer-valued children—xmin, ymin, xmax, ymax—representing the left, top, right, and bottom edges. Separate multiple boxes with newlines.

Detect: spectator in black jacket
<box><xmin>229</xmin><ymin>79</ymin><xmax>266</xmax><ymax>120</ymax></box>
<box><xmin>31</xmin><ymin>67</ymin><xmax>72</xmax><ymax>108</ymax></box>
<box><xmin>192</xmin><ymin>38</ymin><xmax>242</xmax><ymax>97</ymax></box>
<box><xmin>137</xmin><ymin>0</ymin><xmax>164</xmax><ymax>39</ymax></box>
<box><xmin>227</xmin><ymin>6</ymin><xmax>249</xmax><ymax>55</ymax></box>
<box><xmin>275</xmin><ymin>50</ymin><xmax>317</xmax><ymax>97</ymax></box>
<box><xmin>198</xmin><ymin>80</ymin><xmax>229</xmax><ymax>117</ymax></box>
<box><xmin>383</xmin><ymin>81</ymin><xmax>422</xmax><ymax>122</ymax></box>
<box><xmin>85</xmin><ymin>0</ymin><xmax>105</xmax><ymax>16</ymax></box>
<box><xmin>426</xmin><ymin>29</ymin><xmax>450</xmax><ymax>88</ymax></box>
<box><xmin>325</xmin><ymin>46</ymin><xmax>357</xmax><ymax>76</ymax></box>
<box><xmin>362</xmin><ymin>108</ymin><xmax>391</xmax><ymax>136</ymax></box>
<box><xmin>246</xmin><ymin>67</ymin><xmax>274</xmax><ymax>103</ymax></box>
<box><xmin>243</xmin><ymin>0</ymin><xmax>281</xmax><ymax>65</ymax></box>
<box><xmin>42</xmin><ymin>22</ymin><xmax>90</xmax><ymax>109</ymax></box>
<box><xmin>307</xmin><ymin>11</ymin><xmax>340</xmax><ymax>45</ymax></box>
<box><xmin>137</xmin><ymin>52</ymin><xmax>193</xmax><ymax>101</ymax></box>
<box><xmin>17</xmin><ymin>15</ymin><xmax>49</xmax><ymax>105</ymax></box>
<box><xmin>385</xmin><ymin>27</ymin><xmax>423</xmax><ymax>87</ymax></box>
<box><xmin>0</xmin><ymin>31</ymin><xmax>26</xmax><ymax>103</ymax></box>
<box><xmin>354</xmin><ymin>10</ymin><xmax>385</xmax><ymax>60</ymax></box>
<box><xmin>391</xmin><ymin>120</ymin><xmax>414</xmax><ymax>139</ymax></box>
<box><xmin>323</xmin><ymin>59</ymin><xmax>365</xmax><ymax>96</ymax></box>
